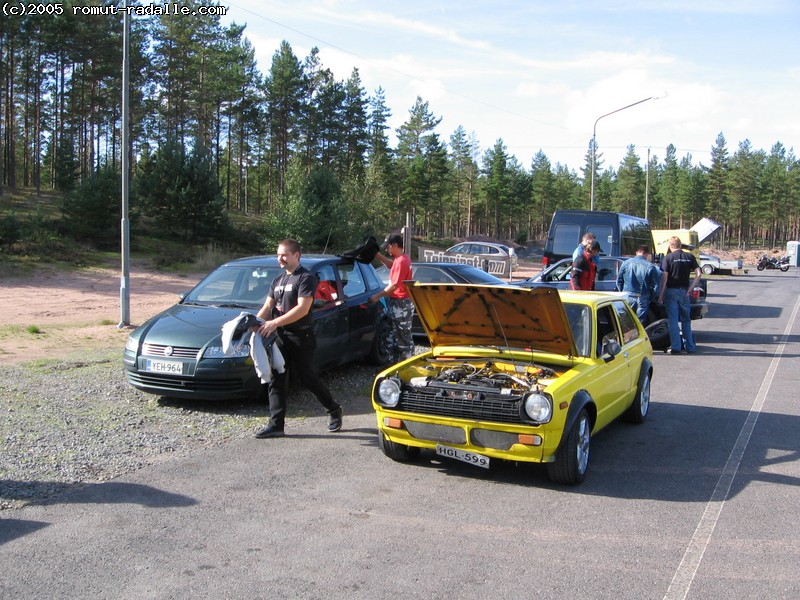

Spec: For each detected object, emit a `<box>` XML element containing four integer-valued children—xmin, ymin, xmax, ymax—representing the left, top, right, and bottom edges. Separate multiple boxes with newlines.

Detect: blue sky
<box><xmin>221</xmin><ymin>0</ymin><xmax>799</xmax><ymax>172</ymax></box>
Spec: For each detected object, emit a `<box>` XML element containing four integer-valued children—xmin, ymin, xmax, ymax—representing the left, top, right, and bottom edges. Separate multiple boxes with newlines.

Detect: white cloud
<box><xmin>224</xmin><ymin>0</ymin><xmax>799</xmax><ymax>168</ymax></box>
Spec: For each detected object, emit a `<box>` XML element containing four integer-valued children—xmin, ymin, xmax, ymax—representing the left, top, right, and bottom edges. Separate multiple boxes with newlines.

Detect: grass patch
<box><xmin>0</xmin><ymin>324</ymin><xmax>31</xmax><ymax>339</ymax></box>
<box><xmin>2</xmin><ymin>187</ymin><xmax>266</xmax><ymax>276</ymax></box>
<box><xmin>26</xmin><ymin>325</ymin><xmax>42</xmax><ymax>334</ymax></box>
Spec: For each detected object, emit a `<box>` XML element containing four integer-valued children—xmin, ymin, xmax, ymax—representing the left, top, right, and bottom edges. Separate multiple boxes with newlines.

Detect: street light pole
<box><xmin>119</xmin><ymin>4</ymin><xmax>131</xmax><ymax>328</ymax></box>
<box><xmin>590</xmin><ymin>96</ymin><xmax>655</xmax><ymax>211</ymax></box>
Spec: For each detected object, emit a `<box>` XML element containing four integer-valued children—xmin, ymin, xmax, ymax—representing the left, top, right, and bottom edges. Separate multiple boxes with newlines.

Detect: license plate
<box><xmin>436</xmin><ymin>444</ymin><xmax>490</xmax><ymax>469</ymax></box>
<box><xmin>144</xmin><ymin>359</ymin><xmax>184</xmax><ymax>374</ymax></box>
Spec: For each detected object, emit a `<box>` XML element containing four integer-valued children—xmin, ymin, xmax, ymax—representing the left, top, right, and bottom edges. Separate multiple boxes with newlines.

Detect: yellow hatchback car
<box><xmin>372</xmin><ymin>283</ymin><xmax>653</xmax><ymax>484</ymax></box>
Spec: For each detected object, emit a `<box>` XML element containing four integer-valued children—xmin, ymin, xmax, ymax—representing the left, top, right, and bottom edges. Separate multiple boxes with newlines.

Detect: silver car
<box><xmin>445</xmin><ymin>241</ymin><xmax>518</xmax><ymax>271</ymax></box>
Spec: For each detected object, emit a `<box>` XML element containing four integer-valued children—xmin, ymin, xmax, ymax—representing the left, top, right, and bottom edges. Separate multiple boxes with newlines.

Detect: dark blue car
<box><xmin>124</xmin><ymin>255</ymin><xmax>391</xmax><ymax>400</ymax></box>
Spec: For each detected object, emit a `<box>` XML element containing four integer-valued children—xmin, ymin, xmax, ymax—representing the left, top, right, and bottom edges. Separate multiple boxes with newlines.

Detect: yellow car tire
<box><xmin>378</xmin><ymin>432</ymin><xmax>420</xmax><ymax>462</ymax></box>
<box><xmin>547</xmin><ymin>409</ymin><xmax>591</xmax><ymax>485</ymax></box>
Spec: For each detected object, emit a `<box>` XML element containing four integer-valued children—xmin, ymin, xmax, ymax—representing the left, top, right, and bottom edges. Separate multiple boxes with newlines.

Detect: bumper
<box><xmin>123</xmin><ymin>351</ymin><xmax>262</xmax><ymax>401</ymax></box>
<box><xmin>690</xmin><ymin>301</ymin><xmax>709</xmax><ymax>320</ymax></box>
<box><xmin>374</xmin><ymin>407</ymin><xmax>548</xmax><ymax>464</ymax></box>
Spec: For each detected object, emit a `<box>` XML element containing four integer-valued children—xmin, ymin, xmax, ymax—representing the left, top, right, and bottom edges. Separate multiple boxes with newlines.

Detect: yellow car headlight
<box><xmin>523</xmin><ymin>392</ymin><xmax>552</xmax><ymax>423</ymax></box>
<box><xmin>376</xmin><ymin>377</ymin><xmax>401</xmax><ymax>407</ymax></box>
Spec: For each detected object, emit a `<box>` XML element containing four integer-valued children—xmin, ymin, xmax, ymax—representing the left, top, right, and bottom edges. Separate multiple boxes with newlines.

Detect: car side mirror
<box><xmin>602</xmin><ymin>338</ymin><xmax>622</xmax><ymax>362</ymax></box>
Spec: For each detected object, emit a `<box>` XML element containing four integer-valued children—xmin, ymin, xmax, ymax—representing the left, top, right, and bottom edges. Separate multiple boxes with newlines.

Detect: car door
<box><xmin>336</xmin><ymin>261</ymin><xmax>376</xmax><ymax>359</ymax></box>
<box><xmin>309</xmin><ymin>264</ymin><xmax>349</xmax><ymax>370</ymax></box>
<box><xmin>590</xmin><ymin>302</ymin><xmax>636</xmax><ymax>429</ymax></box>
<box><xmin>610</xmin><ymin>299</ymin><xmax>648</xmax><ymax>411</ymax></box>
<box><xmin>594</xmin><ymin>258</ymin><xmax>622</xmax><ymax>291</ymax></box>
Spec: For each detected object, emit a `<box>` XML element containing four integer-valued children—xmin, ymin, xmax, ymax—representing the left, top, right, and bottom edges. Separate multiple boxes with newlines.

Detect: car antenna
<box><xmin>322</xmin><ymin>229</ymin><xmax>333</xmax><ymax>254</ymax></box>
<box><xmin>490</xmin><ymin>302</ymin><xmax>511</xmax><ymax>353</ymax></box>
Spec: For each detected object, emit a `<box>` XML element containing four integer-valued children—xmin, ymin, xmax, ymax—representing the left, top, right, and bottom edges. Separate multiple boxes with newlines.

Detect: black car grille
<box><xmin>399</xmin><ymin>389</ymin><xmax>524</xmax><ymax>425</ymax></box>
<box><xmin>142</xmin><ymin>343</ymin><xmax>201</xmax><ymax>359</ymax></box>
<box><xmin>126</xmin><ymin>372</ymin><xmax>246</xmax><ymax>393</ymax></box>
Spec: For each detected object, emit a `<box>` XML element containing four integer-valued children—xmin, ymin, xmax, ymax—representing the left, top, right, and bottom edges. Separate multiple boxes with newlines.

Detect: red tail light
<box><xmin>691</xmin><ymin>288</ymin><xmax>701</xmax><ymax>301</ymax></box>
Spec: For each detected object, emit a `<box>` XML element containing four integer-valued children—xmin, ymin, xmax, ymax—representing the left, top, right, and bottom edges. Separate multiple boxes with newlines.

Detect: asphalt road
<box><xmin>2</xmin><ymin>270</ymin><xmax>799</xmax><ymax>599</ymax></box>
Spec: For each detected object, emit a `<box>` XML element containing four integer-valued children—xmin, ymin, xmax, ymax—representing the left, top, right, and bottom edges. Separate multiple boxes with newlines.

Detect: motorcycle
<box><xmin>756</xmin><ymin>254</ymin><xmax>790</xmax><ymax>272</ymax></box>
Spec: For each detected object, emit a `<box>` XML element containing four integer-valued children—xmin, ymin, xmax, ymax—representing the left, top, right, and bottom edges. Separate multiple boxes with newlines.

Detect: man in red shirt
<box><xmin>570</xmin><ymin>240</ymin><xmax>601</xmax><ymax>290</ymax></box>
<box><xmin>369</xmin><ymin>234</ymin><xmax>414</xmax><ymax>362</ymax></box>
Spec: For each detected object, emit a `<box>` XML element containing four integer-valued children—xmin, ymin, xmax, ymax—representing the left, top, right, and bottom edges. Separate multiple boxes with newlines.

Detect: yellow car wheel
<box><xmin>547</xmin><ymin>409</ymin><xmax>591</xmax><ymax>485</ymax></box>
<box><xmin>624</xmin><ymin>369</ymin><xmax>651</xmax><ymax>424</ymax></box>
<box><xmin>378</xmin><ymin>432</ymin><xmax>420</xmax><ymax>462</ymax></box>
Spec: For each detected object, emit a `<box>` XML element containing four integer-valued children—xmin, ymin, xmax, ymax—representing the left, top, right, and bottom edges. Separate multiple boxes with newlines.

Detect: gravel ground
<box><xmin>0</xmin><ymin>347</ymin><xmax>392</xmax><ymax>510</ymax></box>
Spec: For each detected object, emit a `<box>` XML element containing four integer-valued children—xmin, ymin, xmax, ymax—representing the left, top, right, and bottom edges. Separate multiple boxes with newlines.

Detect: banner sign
<box><xmin>417</xmin><ymin>248</ymin><xmax>513</xmax><ymax>278</ymax></box>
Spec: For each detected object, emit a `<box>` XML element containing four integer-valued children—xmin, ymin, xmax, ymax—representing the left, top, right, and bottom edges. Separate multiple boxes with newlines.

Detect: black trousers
<box><xmin>266</xmin><ymin>328</ymin><xmax>338</xmax><ymax>429</ymax></box>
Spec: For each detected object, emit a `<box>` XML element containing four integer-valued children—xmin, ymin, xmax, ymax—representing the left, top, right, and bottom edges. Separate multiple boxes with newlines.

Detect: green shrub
<box><xmin>61</xmin><ymin>167</ymin><xmax>122</xmax><ymax>249</ymax></box>
<box><xmin>0</xmin><ymin>212</ymin><xmax>22</xmax><ymax>246</ymax></box>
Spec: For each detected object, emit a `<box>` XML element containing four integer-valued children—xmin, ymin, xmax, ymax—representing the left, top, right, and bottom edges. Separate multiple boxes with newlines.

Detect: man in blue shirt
<box><xmin>617</xmin><ymin>245</ymin><xmax>661</xmax><ymax>324</ymax></box>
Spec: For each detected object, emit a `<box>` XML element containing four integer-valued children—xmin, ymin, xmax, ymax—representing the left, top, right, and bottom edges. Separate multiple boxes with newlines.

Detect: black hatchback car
<box><xmin>124</xmin><ymin>255</ymin><xmax>391</xmax><ymax>400</ymax></box>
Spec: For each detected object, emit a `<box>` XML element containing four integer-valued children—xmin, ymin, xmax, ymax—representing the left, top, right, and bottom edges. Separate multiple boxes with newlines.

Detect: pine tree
<box><xmin>530</xmin><ymin>150</ymin><xmax>555</xmax><ymax>240</ymax></box>
<box><xmin>728</xmin><ymin>140</ymin><xmax>766</xmax><ymax>248</ymax></box>
<box><xmin>265</xmin><ymin>41</ymin><xmax>306</xmax><ymax>198</ymax></box>
<box><xmin>611</xmin><ymin>145</ymin><xmax>645</xmax><ymax>216</ymax></box>
<box><xmin>482</xmin><ymin>139</ymin><xmax>509</xmax><ymax>238</ymax></box>
<box><xmin>449</xmin><ymin>126</ymin><xmax>478</xmax><ymax>237</ymax></box>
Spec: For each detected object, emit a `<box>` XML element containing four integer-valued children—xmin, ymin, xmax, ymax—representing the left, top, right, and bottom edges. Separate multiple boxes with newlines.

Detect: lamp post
<box><xmin>590</xmin><ymin>96</ymin><xmax>655</xmax><ymax>211</ymax></box>
<box><xmin>119</xmin><ymin>4</ymin><xmax>131</xmax><ymax>328</ymax></box>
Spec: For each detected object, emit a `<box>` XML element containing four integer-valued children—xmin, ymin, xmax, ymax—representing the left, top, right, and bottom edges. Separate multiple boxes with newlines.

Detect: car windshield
<box><xmin>183</xmin><ymin>265</ymin><xmax>282</xmax><ymax>307</ymax></box>
<box><xmin>563</xmin><ymin>302</ymin><xmax>591</xmax><ymax>357</ymax></box>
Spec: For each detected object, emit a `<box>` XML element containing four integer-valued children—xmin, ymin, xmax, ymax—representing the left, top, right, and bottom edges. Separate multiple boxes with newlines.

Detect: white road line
<box><xmin>663</xmin><ymin>294</ymin><xmax>800</xmax><ymax>600</ymax></box>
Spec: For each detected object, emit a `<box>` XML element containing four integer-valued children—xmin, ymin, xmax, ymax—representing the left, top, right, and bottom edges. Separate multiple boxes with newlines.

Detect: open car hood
<box><xmin>407</xmin><ymin>283</ymin><xmax>576</xmax><ymax>356</ymax></box>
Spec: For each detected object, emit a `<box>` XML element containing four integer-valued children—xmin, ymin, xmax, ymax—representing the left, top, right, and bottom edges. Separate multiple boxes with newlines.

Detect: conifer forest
<box><xmin>1</xmin><ymin>2</ymin><xmax>798</xmax><ymax>253</ymax></box>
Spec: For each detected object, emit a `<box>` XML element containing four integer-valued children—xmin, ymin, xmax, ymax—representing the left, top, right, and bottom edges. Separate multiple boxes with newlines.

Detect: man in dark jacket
<box><xmin>570</xmin><ymin>240</ymin><xmax>601</xmax><ymax>290</ymax></box>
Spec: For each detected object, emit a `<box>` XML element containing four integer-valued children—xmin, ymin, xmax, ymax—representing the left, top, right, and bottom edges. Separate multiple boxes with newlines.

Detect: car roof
<box><xmin>413</xmin><ymin>261</ymin><xmax>489</xmax><ymax>269</ymax></box>
<box><xmin>557</xmin><ymin>289</ymin><xmax>624</xmax><ymax>305</ymax></box>
<box><xmin>447</xmin><ymin>242</ymin><xmax>509</xmax><ymax>250</ymax></box>
<box><xmin>221</xmin><ymin>254</ymin><xmax>352</xmax><ymax>268</ymax></box>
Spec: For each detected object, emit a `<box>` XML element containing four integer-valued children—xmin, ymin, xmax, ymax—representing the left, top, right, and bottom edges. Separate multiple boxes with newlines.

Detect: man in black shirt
<box><xmin>658</xmin><ymin>236</ymin><xmax>702</xmax><ymax>354</ymax></box>
<box><xmin>254</xmin><ymin>239</ymin><xmax>342</xmax><ymax>438</ymax></box>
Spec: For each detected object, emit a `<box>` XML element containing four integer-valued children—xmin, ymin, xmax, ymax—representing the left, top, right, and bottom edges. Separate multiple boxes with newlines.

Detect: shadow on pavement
<box><xmin>0</xmin><ymin>481</ymin><xmax>196</xmax><ymax>545</ymax></box>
